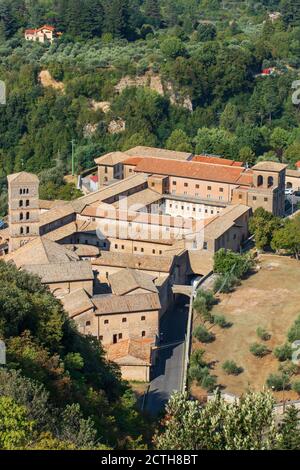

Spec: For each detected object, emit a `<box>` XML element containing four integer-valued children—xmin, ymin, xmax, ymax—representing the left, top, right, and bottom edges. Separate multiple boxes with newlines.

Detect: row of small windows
<box><xmin>99</xmin><ymin>332</ymin><xmax>146</xmax><ymax>342</ymax></box>
<box><xmin>19</xmin><ymin>188</ymin><xmax>29</xmax><ymax>195</ymax></box>
<box><xmin>168</xmin><ymin>203</ymin><xmax>220</xmax><ymax>215</ymax></box>
<box><xmin>113</xmin><ymin>244</ymin><xmax>163</xmax><ymax>255</ymax></box>
<box><xmin>19</xmin><ymin>200</ymin><xmax>30</xmax><ymax>207</ymax></box>
<box><xmin>20</xmin><ymin>227</ymin><xmax>30</xmax><ymax>235</ymax></box>
<box><xmin>19</xmin><ymin>212</ymin><xmax>30</xmax><ymax>221</ymax></box>
<box><xmin>172</xmin><ymin>181</ymin><xmax>224</xmax><ymax>192</ymax></box>
<box><xmin>102</xmin><ymin>316</ymin><xmax>146</xmax><ymax>326</ymax></box>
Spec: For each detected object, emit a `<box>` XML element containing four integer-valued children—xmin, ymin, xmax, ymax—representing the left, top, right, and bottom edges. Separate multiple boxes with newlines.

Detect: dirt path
<box><xmin>39</xmin><ymin>70</ymin><xmax>65</xmax><ymax>93</ymax></box>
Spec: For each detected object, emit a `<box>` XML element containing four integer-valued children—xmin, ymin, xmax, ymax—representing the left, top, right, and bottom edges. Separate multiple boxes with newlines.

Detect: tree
<box><xmin>220</xmin><ymin>103</ymin><xmax>239</xmax><ymax>132</ymax></box>
<box><xmin>271</xmin><ymin>216</ymin><xmax>300</xmax><ymax>259</ymax></box>
<box><xmin>270</xmin><ymin>127</ymin><xmax>289</xmax><ymax>159</ymax></box>
<box><xmin>144</xmin><ymin>0</ymin><xmax>161</xmax><ymax>27</ymax></box>
<box><xmin>195</xmin><ymin>23</ymin><xmax>217</xmax><ymax>42</ymax></box>
<box><xmin>0</xmin><ymin>397</ymin><xmax>34</xmax><ymax>450</ymax></box>
<box><xmin>154</xmin><ymin>391</ymin><xmax>279</xmax><ymax>450</ymax></box>
<box><xmin>278</xmin><ymin>405</ymin><xmax>300</xmax><ymax>450</ymax></box>
<box><xmin>194</xmin><ymin>128</ymin><xmax>236</xmax><ymax>157</ymax></box>
<box><xmin>193</xmin><ymin>326</ymin><xmax>215</xmax><ymax>343</ymax></box>
<box><xmin>160</xmin><ymin>36</ymin><xmax>187</xmax><ymax>59</ymax></box>
<box><xmin>238</xmin><ymin>146</ymin><xmax>256</xmax><ymax>165</ymax></box>
<box><xmin>166</xmin><ymin>129</ymin><xmax>193</xmax><ymax>152</ymax></box>
<box><xmin>274</xmin><ymin>343</ymin><xmax>293</xmax><ymax>362</ymax></box>
<box><xmin>213</xmin><ymin>249</ymin><xmax>253</xmax><ymax>279</ymax></box>
<box><xmin>222</xmin><ymin>360</ymin><xmax>243</xmax><ymax>376</ymax></box>
<box><xmin>249</xmin><ymin>208</ymin><xmax>282</xmax><ymax>251</ymax></box>
<box><xmin>250</xmin><ymin>343</ymin><xmax>270</xmax><ymax>358</ymax></box>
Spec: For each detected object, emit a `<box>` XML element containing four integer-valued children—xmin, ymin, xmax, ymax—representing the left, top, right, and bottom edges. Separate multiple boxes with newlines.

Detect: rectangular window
<box><xmin>122</xmin><ymin>318</ymin><xmax>127</xmax><ymax>323</ymax></box>
<box><xmin>207</xmin><ymin>186</ymin><xmax>212</xmax><ymax>191</ymax></box>
<box><xmin>219</xmin><ymin>188</ymin><xmax>224</xmax><ymax>192</ymax></box>
<box><xmin>104</xmin><ymin>320</ymin><xmax>109</xmax><ymax>325</ymax></box>
<box><xmin>184</xmin><ymin>183</ymin><xmax>188</xmax><ymax>187</ymax></box>
<box><xmin>203</xmin><ymin>242</ymin><xmax>208</xmax><ymax>250</ymax></box>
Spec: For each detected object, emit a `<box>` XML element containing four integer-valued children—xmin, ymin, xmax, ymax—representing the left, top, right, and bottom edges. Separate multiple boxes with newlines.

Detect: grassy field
<box><xmin>191</xmin><ymin>255</ymin><xmax>300</xmax><ymax>402</ymax></box>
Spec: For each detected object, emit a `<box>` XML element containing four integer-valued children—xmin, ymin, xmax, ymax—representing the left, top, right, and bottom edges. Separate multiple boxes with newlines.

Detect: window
<box><xmin>105</xmin><ymin>166</ymin><xmax>108</xmax><ymax>174</ymax></box>
<box><xmin>184</xmin><ymin>183</ymin><xmax>188</xmax><ymax>187</ymax></box>
<box><xmin>233</xmin><ymin>234</ymin><xmax>237</xmax><ymax>240</ymax></box>
<box><xmin>151</xmin><ymin>182</ymin><xmax>155</xmax><ymax>187</ymax></box>
<box><xmin>141</xmin><ymin>248</ymin><xmax>144</xmax><ymax>253</ymax></box>
<box><xmin>203</xmin><ymin>242</ymin><xmax>208</xmax><ymax>250</ymax></box>
<box><xmin>121</xmin><ymin>245</ymin><xmax>125</xmax><ymax>250</ymax></box>
<box><xmin>26</xmin><ymin>227</ymin><xmax>30</xmax><ymax>234</ymax></box>
<box><xmin>264</xmin><ymin>197</ymin><xmax>268</xmax><ymax>202</ymax></box>
<box><xmin>104</xmin><ymin>319</ymin><xmax>109</xmax><ymax>325</ymax></box>
<box><xmin>159</xmin><ymin>250</ymin><xmax>162</xmax><ymax>255</ymax></box>
<box><xmin>141</xmin><ymin>331</ymin><xmax>146</xmax><ymax>337</ymax></box>
<box><xmin>26</xmin><ymin>189</ymin><xmax>29</xmax><ymax>194</ymax></box>
<box><xmin>122</xmin><ymin>318</ymin><xmax>127</xmax><ymax>323</ymax></box>
<box><xmin>119</xmin><ymin>333</ymin><xmax>123</xmax><ymax>340</ymax></box>
<box><xmin>20</xmin><ymin>227</ymin><xmax>24</xmax><ymax>235</ymax></box>
<box><xmin>207</xmin><ymin>186</ymin><xmax>212</xmax><ymax>191</ymax></box>
<box><xmin>129</xmin><ymin>168</ymin><xmax>133</xmax><ymax>173</ymax></box>
<box><xmin>219</xmin><ymin>188</ymin><xmax>224</xmax><ymax>192</ymax></box>
<box><xmin>141</xmin><ymin>316</ymin><xmax>146</xmax><ymax>321</ymax></box>
<box><xmin>239</xmin><ymin>194</ymin><xmax>243</xmax><ymax>199</ymax></box>
<box><xmin>19</xmin><ymin>213</ymin><xmax>23</xmax><ymax>221</ymax></box>
<box><xmin>115</xmin><ymin>244</ymin><xmax>118</xmax><ymax>249</ymax></box>
<box><xmin>152</xmin><ymin>249</ymin><xmax>156</xmax><ymax>254</ymax></box>
<box><xmin>257</xmin><ymin>175</ymin><xmax>263</xmax><ymax>187</ymax></box>
<box><xmin>134</xmin><ymin>247</ymin><xmax>137</xmax><ymax>252</ymax></box>
<box><xmin>196</xmin><ymin>184</ymin><xmax>200</xmax><ymax>189</ymax></box>
<box><xmin>26</xmin><ymin>200</ymin><xmax>29</xmax><ymax>207</ymax></box>
<box><xmin>86</xmin><ymin>321</ymin><xmax>91</xmax><ymax>327</ymax></box>
<box><xmin>253</xmin><ymin>196</ymin><xmax>257</xmax><ymax>201</ymax></box>
<box><xmin>26</xmin><ymin>212</ymin><xmax>30</xmax><ymax>220</ymax></box>
<box><xmin>172</xmin><ymin>181</ymin><xmax>176</xmax><ymax>185</ymax></box>
<box><xmin>99</xmin><ymin>336</ymin><xmax>103</xmax><ymax>341</ymax></box>
<box><xmin>19</xmin><ymin>200</ymin><xmax>23</xmax><ymax>207</ymax></box>
<box><xmin>19</xmin><ymin>189</ymin><xmax>22</xmax><ymax>195</ymax></box>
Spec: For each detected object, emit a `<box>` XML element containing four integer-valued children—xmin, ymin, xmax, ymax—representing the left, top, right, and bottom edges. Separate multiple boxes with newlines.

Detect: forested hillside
<box><xmin>0</xmin><ymin>0</ymin><xmax>300</xmax><ymax>215</ymax></box>
<box><xmin>0</xmin><ymin>261</ymin><xmax>149</xmax><ymax>449</ymax></box>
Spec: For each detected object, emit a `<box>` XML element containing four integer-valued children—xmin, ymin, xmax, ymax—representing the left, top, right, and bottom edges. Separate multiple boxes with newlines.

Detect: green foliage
<box><xmin>160</xmin><ymin>36</ymin><xmax>186</xmax><ymax>59</ymax></box>
<box><xmin>213</xmin><ymin>273</ymin><xmax>240</xmax><ymax>294</ymax></box>
<box><xmin>154</xmin><ymin>390</ymin><xmax>278</xmax><ymax>450</ymax></box>
<box><xmin>266</xmin><ymin>373</ymin><xmax>290</xmax><ymax>392</ymax></box>
<box><xmin>249</xmin><ymin>208</ymin><xmax>282</xmax><ymax>251</ymax></box>
<box><xmin>193</xmin><ymin>326</ymin><xmax>215</xmax><ymax>344</ymax></box>
<box><xmin>287</xmin><ymin>315</ymin><xmax>300</xmax><ymax>343</ymax></box>
<box><xmin>256</xmin><ymin>327</ymin><xmax>271</xmax><ymax>341</ymax></box>
<box><xmin>271</xmin><ymin>215</ymin><xmax>300</xmax><ymax>260</ymax></box>
<box><xmin>292</xmin><ymin>381</ymin><xmax>300</xmax><ymax>395</ymax></box>
<box><xmin>0</xmin><ymin>396</ymin><xmax>34</xmax><ymax>450</ymax></box>
<box><xmin>214</xmin><ymin>249</ymin><xmax>254</xmax><ymax>280</ymax></box>
<box><xmin>278</xmin><ymin>405</ymin><xmax>300</xmax><ymax>450</ymax></box>
<box><xmin>213</xmin><ymin>314</ymin><xmax>231</xmax><ymax>329</ymax></box>
<box><xmin>250</xmin><ymin>342</ymin><xmax>269</xmax><ymax>358</ymax></box>
<box><xmin>0</xmin><ymin>261</ymin><xmax>147</xmax><ymax>449</ymax></box>
<box><xmin>193</xmin><ymin>289</ymin><xmax>216</xmax><ymax>323</ymax></box>
<box><xmin>274</xmin><ymin>343</ymin><xmax>293</xmax><ymax>362</ymax></box>
<box><xmin>222</xmin><ymin>360</ymin><xmax>243</xmax><ymax>376</ymax></box>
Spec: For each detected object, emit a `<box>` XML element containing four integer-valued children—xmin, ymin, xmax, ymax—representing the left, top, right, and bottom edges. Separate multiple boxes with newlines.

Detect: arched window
<box><xmin>19</xmin><ymin>189</ymin><xmax>22</xmax><ymax>195</ymax></box>
<box><xmin>26</xmin><ymin>227</ymin><xmax>30</xmax><ymax>234</ymax></box>
<box><xmin>19</xmin><ymin>200</ymin><xmax>23</xmax><ymax>207</ymax></box>
<box><xmin>257</xmin><ymin>175</ymin><xmax>263</xmax><ymax>187</ymax></box>
<box><xmin>26</xmin><ymin>212</ymin><xmax>30</xmax><ymax>220</ymax></box>
<box><xmin>26</xmin><ymin>188</ymin><xmax>29</xmax><ymax>194</ymax></box>
<box><xmin>20</xmin><ymin>227</ymin><xmax>24</xmax><ymax>235</ymax></box>
<box><xmin>268</xmin><ymin>176</ymin><xmax>274</xmax><ymax>188</ymax></box>
<box><xmin>26</xmin><ymin>200</ymin><xmax>29</xmax><ymax>207</ymax></box>
<box><xmin>287</xmin><ymin>182</ymin><xmax>293</xmax><ymax>189</ymax></box>
<box><xmin>19</xmin><ymin>213</ymin><xmax>23</xmax><ymax>221</ymax></box>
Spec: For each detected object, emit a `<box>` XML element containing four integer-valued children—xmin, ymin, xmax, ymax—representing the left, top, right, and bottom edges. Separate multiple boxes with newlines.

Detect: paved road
<box><xmin>144</xmin><ymin>298</ymin><xmax>189</xmax><ymax>416</ymax></box>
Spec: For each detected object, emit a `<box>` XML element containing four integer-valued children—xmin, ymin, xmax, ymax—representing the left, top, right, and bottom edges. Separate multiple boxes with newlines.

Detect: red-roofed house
<box><xmin>25</xmin><ymin>25</ymin><xmax>61</xmax><ymax>43</ymax></box>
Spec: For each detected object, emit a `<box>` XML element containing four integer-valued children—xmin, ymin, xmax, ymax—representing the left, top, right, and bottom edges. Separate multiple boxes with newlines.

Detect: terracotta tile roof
<box><xmin>125</xmin><ymin>146</ymin><xmax>192</xmax><ymax>161</ymax></box>
<box><xmin>113</xmin><ymin>188</ymin><xmax>162</xmax><ymax>209</ymax></box>
<box><xmin>93</xmin><ymin>292</ymin><xmax>161</xmax><ymax>315</ymax></box>
<box><xmin>236</xmin><ymin>170</ymin><xmax>254</xmax><ymax>186</ymax></box>
<box><xmin>106</xmin><ymin>338</ymin><xmax>153</xmax><ymax>364</ymax></box>
<box><xmin>7</xmin><ymin>172</ymin><xmax>39</xmax><ymax>184</ymax></box>
<box><xmin>4</xmin><ymin>236</ymin><xmax>80</xmax><ymax>268</ymax></box>
<box><xmin>296</xmin><ymin>161</ymin><xmax>300</xmax><ymax>168</ymax></box>
<box><xmin>39</xmin><ymin>199</ymin><xmax>69</xmax><ymax>210</ymax></box>
<box><xmin>193</xmin><ymin>155</ymin><xmax>243</xmax><ymax>167</ymax></box>
<box><xmin>93</xmin><ymin>251</ymin><xmax>173</xmax><ymax>272</ymax></box>
<box><xmin>108</xmin><ymin>268</ymin><xmax>158</xmax><ymax>296</ymax></box>
<box><xmin>23</xmin><ymin>260</ymin><xmax>94</xmax><ymax>284</ymax></box>
<box><xmin>286</xmin><ymin>169</ymin><xmax>300</xmax><ymax>178</ymax></box>
<box><xmin>94</xmin><ymin>151</ymin><xmax>129</xmax><ymax>166</ymax></box>
<box><xmin>39</xmin><ymin>204</ymin><xmax>75</xmax><ymax>227</ymax></box>
<box><xmin>64</xmin><ymin>244</ymin><xmax>100</xmax><ymax>258</ymax></box>
<box><xmin>203</xmin><ymin>204</ymin><xmax>250</xmax><ymax>239</ymax></box>
<box><xmin>134</xmin><ymin>158</ymin><xmax>246</xmax><ymax>184</ymax></box>
<box><xmin>188</xmin><ymin>250</ymin><xmax>214</xmax><ymax>276</ymax></box>
<box><xmin>61</xmin><ymin>288</ymin><xmax>94</xmax><ymax>317</ymax></box>
<box><xmin>252</xmin><ymin>162</ymin><xmax>288</xmax><ymax>172</ymax></box>
<box><xmin>38</xmin><ymin>25</ymin><xmax>55</xmax><ymax>31</ymax></box>
<box><xmin>123</xmin><ymin>157</ymin><xmax>143</xmax><ymax>166</ymax></box>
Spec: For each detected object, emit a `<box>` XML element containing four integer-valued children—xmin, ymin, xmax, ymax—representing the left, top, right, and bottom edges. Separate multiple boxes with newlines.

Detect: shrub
<box><xmin>288</xmin><ymin>316</ymin><xmax>300</xmax><ymax>343</ymax></box>
<box><xmin>213</xmin><ymin>314</ymin><xmax>231</xmax><ymax>329</ymax></box>
<box><xmin>190</xmin><ymin>349</ymin><xmax>207</xmax><ymax>368</ymax></box>
<box><xmin>201</xmin><ymin>373</ymin><xmax>217</xmax><ymax>392</ymax></box>
<box><xmin>193</xmin><ymin>289</ymin><xmax>216</xmax><ymax>322</ymax></box>
<box><xmin>194</xmin><ymin>326</ymin><xmax>215</xmax><ymax>344</ymax></box>
<box><xmin>274</xmin><ymin>344</ymin><xmax>293</xmax><ymax>362</ymax></box>
<box><xmin>257</xmin><ymin>327</ymin><xmax>271</xmax><ymax>341</ymax></box>
<box><xmin>213</xmin><ymin>274</ymin><xmax>240</xmax><ymax>294</ymax></box>
<box><xmin>214</xmin><ymin>249</ymin><xmax>254</xmax><ymax>279</ymax></box>
<box><xmin>250</xmin><ymin>343</ymin><xmax>269</xmax><ymax>358</ymax></box>
<box><xmin>292</xmin><ymin>381</ymin><xmax>300</xmax><ymax>395</ymax></box>
<box><xmin>222</xmin><ymin>360</ymin><xmax>243</xmax><ymax>376</ymax></box>
<box><xmin>266</xmin><ymin>373</ymin><xmax>290</xmax><ymax>392</ymax></box>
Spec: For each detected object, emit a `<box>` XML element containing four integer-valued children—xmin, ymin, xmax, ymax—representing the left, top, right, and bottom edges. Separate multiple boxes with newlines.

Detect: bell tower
<box><xmin>7</xmin><ymin>172</ymin><xmax>40</xmax><ymax>252</ymax></box>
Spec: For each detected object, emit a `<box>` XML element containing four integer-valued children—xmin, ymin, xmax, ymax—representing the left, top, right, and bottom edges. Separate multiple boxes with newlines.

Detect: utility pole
<box><xmin>70</xmin><ymin>139</ymin><xmax>76</xmax><ymax>176</ymax></box>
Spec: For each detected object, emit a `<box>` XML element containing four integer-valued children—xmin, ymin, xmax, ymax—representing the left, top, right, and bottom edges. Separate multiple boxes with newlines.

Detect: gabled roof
<box><xmin>94</xmin><ymin>152</ymin><xmax>129</xmax><ymax>166</ymax></box>
<box><xmin>61</xmin><ymin>288</ymin><xmax>94</xmax><ymax>317</ymax></box>
<box><xmin>108</xmin><ymin>268</ymin><xmax>158</xmax><ymax>296</ymax></box>
<box><xmin>23</xmin><ymin>260</ymin><xmax>94</xmax><ymax>284</ymax></box>
<box><xmin>193</xmin><ymin>155</ymin><xmax>243</xmax><ymax>167</ymax></box>
<box><xmin>125</xmin><ymin>146</ymin><xmax>192</xmax><ymax>161</ymax></box>
<box><xmin>7</xmin><ymin>172</ymin><xmax>39</xmax><ymax>185</ymax></box>
<box><xmin>106</xmin><ymin>338</ymin><xmax>153</xmax><ymax>365</ymax></box>
<box><xmin>134</xmin><ymin>158</ymin><xmax>246</xmax><ymax>184</ymax></box>
<box><xmin>93</xmin><ymin>292</ymin><xmax>161</xmax><ymax>315</ymax></box>
<box><xmin>93</xmin><ymin>251</ymin><xmax>173</xmax><ymax>273</ymax></box>
<box><xmin>4</xmin><ymin>236</ymin><xmax>80</xmax><ymax>268</ymax></box>
<box><xmin>252</xmin><ymin>162</ymin><xmax>288</xmax><ymax>172</ymax></box>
